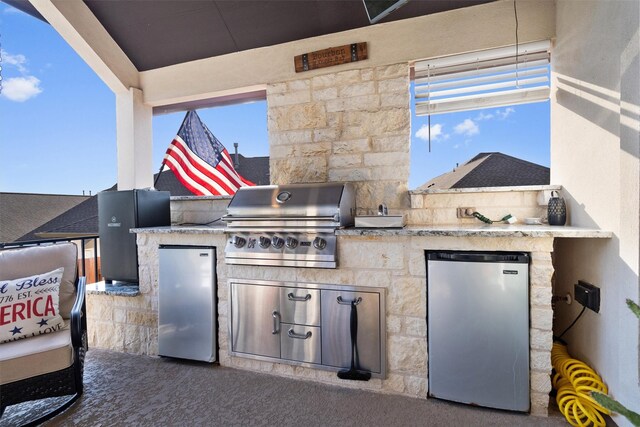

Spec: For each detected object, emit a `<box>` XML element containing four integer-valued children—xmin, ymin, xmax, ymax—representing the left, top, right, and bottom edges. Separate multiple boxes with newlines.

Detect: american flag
<box><xmin>163</xmin><ymin>110</ymin><xmax>255</xmax><ymax>196</ymax></box>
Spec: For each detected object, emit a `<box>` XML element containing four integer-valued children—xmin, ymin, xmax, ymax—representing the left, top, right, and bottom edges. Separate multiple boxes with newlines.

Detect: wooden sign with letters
<box><xmin>294</xmin><ymin>42</ymin><xmax>368</xmax><ymax>73</ymax></box>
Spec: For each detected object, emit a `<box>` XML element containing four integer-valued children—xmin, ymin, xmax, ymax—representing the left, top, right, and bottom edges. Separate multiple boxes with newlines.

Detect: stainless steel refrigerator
<box><xmin>427</xmin><ymin>251</ymin><xmax>530</xmax><ymax>412</ymax></box>
<box><xmin>158</xmin><ymin>245</ymin><xmax>217</xmax><ymax>362</ymax></box>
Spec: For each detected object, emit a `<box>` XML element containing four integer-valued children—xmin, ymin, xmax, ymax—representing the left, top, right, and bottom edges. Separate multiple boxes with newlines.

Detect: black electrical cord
<box><xmin>555</xmin><ymin>306</ymin><xmax>587</xmax><ymax>340</ymax></box>
<box><xmin>472</xmin><ymin>211</ymin><xmax>514</xmax><ymax>224</ymax></box>
<box><xmin>177</xmin><ymin>217</ymin><xmax>223</xmax><ymax>226</ymax></box>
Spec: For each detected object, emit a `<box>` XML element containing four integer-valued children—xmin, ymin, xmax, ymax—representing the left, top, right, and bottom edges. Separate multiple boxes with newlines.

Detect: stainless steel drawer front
<box><xmin>228</xmin><ymin>279</ymin><xmax>387</xmax><ymax>378</ymax></box>
<box><xmin>279</xmin><ymin>288</ymin><xmax>321</xmax><ymax>326</ymax></box>
<box><xmin>281</xmin><ymin>324</ymin><xmax>321</xmax><ymax>364</ymax></box>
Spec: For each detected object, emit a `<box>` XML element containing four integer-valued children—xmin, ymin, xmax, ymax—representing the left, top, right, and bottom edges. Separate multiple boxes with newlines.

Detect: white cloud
<box><xmin>475</xmin><ymin>111</ymin><xmax>494</xmax><ymax>121</ymax></box>
<box><xmin>1</xmin><ymin>76</ymin><xmax>43</xmax><ymax>102</ymax></box>
<box><xmin>415</xmin><ymin>123</ymin><xmax>448</xmax><ymax>141</ymax></box>
<box><xmin>496</xmin><ymin>107</ymin><xmax>515</xmax><ymax>119</ymax></box>
<box><xmin>1</xmin><ymin>50</ymin><xmax>43</xmax><ymax>102</ymax></box>
<box><xmin>1</xmin><ymin>50</ymin><xmax>29</xmax><ymax>73</ymax></box>
<box><xmin>454</xmin><ymin>119</ymin><xmax>479</xmax><ymax>136</ymax></box>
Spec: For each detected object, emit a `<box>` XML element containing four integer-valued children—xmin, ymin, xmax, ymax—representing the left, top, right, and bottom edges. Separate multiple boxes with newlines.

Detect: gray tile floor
<box><xmin>1</xmin><ymin>349</ymin><xmax>570</xmax><ymax>426</ymax></box>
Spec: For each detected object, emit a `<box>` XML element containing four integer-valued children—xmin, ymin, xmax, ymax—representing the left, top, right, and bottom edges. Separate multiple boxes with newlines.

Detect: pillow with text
<box><xmin>0</xmin><ymin>267</ymin><xmax>65</xmax><ymax>344</ymax></box>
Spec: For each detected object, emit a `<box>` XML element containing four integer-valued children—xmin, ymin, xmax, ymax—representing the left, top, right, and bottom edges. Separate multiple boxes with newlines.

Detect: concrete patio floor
<box><xmin>1</xmin><ymin>349</ymin><xmax>570</xmax><ymax>426</ymax></box>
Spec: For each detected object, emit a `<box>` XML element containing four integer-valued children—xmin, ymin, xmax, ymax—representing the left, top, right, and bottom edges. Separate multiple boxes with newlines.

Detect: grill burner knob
<box><xmin>285</xmin><ymin>237</ymin><xmax>298</xmax><ymax>249</ymax></box>
<box><xmin>259</xmin><ymin>236</ymin><xmax>271</xmax><ymax>249</ymax></box>
<box><xmin>231</xmin><ymin>235</ymin><xmax>246</xmax><ymax>248</ymax></box>
<box><xmin>313</xmin><ymin>237</ymin><xmax>327</xmax><ymax>250</ymax></box>
<box><xmin>271</xmin><ymin>236</ymin><xmax>285</xmax><ymax>249</ymax></box>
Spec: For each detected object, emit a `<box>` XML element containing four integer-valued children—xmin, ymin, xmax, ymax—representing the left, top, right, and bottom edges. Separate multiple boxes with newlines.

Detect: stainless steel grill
<box><xmin>223</xmin><ymin>183</ymin><xmax>355</xmax><ymax>268</ymax></box>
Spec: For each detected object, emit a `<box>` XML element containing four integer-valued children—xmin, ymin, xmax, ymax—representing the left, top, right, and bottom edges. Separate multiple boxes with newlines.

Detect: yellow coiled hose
<box><xmin>552</xmin><ymin>342</ymin><xmax>610</xmax><ymax>426</ymax></box>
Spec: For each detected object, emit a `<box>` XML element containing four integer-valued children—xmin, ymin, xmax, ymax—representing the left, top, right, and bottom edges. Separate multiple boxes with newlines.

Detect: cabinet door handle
<box><xmin>287</xmin><ymin>328</ymin><xmax>312</xmax><ymax>340</ymax></box>
<box><xmin>272</xmin><ymin>311</ymin><xmax>280</xmax><ymax>335</ymax></box>
<box><xmin>287</xmin><ymin>292</ymin><xmax>311</xmax><ymax>302</ymax></box>
<box><xmin>337</xmin><ymin>296</ymin><xmax>362</xmax><ymax>305</ymax></box>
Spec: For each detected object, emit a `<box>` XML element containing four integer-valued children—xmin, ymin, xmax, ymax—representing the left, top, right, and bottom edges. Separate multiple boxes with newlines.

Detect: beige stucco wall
<box><xmin>140</xmin><ymin>0</ymin><xmax>555</xmax><ymax>108</ymax></box>
<box><xmin>551</xmin><ymin>1</ymin><xmax>640</xmax><ymax>425</ymax></box>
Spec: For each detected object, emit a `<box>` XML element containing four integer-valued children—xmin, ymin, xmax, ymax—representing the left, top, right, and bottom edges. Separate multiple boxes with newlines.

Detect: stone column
<box><xmin>267</xmin><ymin>63</ymin><xmax>411</xmax><ymax>211</ymax></box>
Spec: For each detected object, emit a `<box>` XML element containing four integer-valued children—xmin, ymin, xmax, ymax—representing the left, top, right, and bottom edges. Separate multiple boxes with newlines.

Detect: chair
<box><xmin>0</xmin><ymin>242</ymin><xmax>87</xmax><ymax>425</ymax></box>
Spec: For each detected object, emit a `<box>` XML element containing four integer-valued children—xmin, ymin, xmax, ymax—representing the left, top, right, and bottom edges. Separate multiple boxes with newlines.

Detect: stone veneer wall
<box><xmin>166</xmin><ymin>187</ymin><xmax>558</xmax><ymax>227</ymax></box>
<box><xmin>267</xmin><ymin>63</ymin><xmax>411</xmax><ymax>212</ymax></box>
<box><xmin>170</xmin><ymin>196</ymin><xmax>230</xmax><ymax>225</ymax></box>
<box><xmin>85</xmin><ymin>62</ymin><xmax>557</xmax><ymax>416</ymax></box>
<box><xmin>407</xmin><ymin>187</ymin><xmax>557</xmax><ymax>225</ymax></box>
<box><xmin>86</xmin><ymin>230</ymin><xmax>554</xmax><ymax>417</ymax></box>
<box><xmin>86</xmin><ymin>233</ymin><xmax>228</xmax><ymax>354</ymax></box>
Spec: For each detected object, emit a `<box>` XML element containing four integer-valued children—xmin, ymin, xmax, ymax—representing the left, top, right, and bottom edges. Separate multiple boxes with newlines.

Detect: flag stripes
<box><xmin>164</xmin><ymin>135</ymin><xmax>250</xmax><ymax>196</ymax></box>
<box><xmin>160</xmin><ymin>110</ymin><xmax>255</xmax><ymax>196</ymax></box>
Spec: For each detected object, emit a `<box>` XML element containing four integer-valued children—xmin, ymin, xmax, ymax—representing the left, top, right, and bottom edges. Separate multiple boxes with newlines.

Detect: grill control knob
<box><xmin>231</xmin><ymin>235</ymin><xmax>246</xmax><ymax>248</ymax></box>
<box><xmin>313</xmin><ymin>237</ymin><xmax>327</xmax><ymax>250</ymax></box>
<box><xmin>259</xmin><ymin>236</ymin><xmax>271</xmax><ymax>249</ymax></box>
<box><xmin>285</xmin><ymin>237</ymin><xmax>299</xmax><ymax>249</ymax></box>
<box><xmin>271</xmin><ymin>236</ymin><xmax>285</xmax><ymax>249</ymax></box>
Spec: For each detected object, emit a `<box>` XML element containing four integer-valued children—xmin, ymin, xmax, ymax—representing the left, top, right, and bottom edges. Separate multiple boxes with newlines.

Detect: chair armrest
<box><xmin>70</xmin><ymin>276</ymin><xmax>86</xmax><ymax>348</ymax></box>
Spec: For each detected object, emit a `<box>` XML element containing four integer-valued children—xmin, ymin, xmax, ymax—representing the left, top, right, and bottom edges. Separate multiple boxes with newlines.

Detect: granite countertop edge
<box><xmin>131</xmin><ymin>225</ymin><xmax>611</xmax><ymax>239</ymax></box>
<box><xmin>131</xmin><ymin>225</ymin><xmax>226</xmax><ymax>235</ymax></box>
<box><xmin>336</xmin><ymin>225</ymin><xmax>612</xmax><ymax>238</ymax></box>
<box><xmin>86</xmin><ymin>282</ymin><xmax>141</xmax><ymax>297</ymax></box>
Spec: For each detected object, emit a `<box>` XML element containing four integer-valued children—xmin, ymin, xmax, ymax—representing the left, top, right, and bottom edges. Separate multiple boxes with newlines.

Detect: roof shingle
<box><xmin>16</xmin><ymin>155</ymin><xmax>270</xmax><ymax>241</ymax></box>
<box><xmin>417</xmin><ymin>152</ymin><xmax>550</xmax><ymax>190</ymax></box>
<box><xmin>0</xmin><ymin>193</ymin><xmax>90</xmax><ymax>243</ymax></box>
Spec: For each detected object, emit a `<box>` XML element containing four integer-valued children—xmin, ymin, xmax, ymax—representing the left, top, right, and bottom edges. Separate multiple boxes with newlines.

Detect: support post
<box><xmin>116</xmin><ymin>87</ymin><xmax>153</xmax><ymax>190</ymax></box>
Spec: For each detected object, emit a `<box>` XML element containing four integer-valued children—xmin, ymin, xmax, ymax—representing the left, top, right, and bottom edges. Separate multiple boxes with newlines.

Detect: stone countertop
<box><xmin>131</xmin><ymin>225</ymin><xmax>226</xmax><ymax>235</ymax></box>
<box><xmin>86</xmin><ymin>281</ymin><xmax>140</xmax><ymax>297</ymax></box>
<box><xmin>132</xmin><ymin>224</ymin><xmax>611</xmax><ymax>239</ymax></box>
<box><xmin>336</xmin><ymin>224</ymin><xmax>612</xmax><ymax>238</ymax></box>
<box><xmin>409</xmin><ymin>184</ymin><xmax>562</xmax><ymax>195</ymax></box>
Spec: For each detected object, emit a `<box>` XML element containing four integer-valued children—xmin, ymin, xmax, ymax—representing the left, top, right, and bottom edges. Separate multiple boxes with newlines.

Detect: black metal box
<box><xmin>98</xmin><ymin>189</ymin><xmax>170</xmax><ymax>283</ymax></box>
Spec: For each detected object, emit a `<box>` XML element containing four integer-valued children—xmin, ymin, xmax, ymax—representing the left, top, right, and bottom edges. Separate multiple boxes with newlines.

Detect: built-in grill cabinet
<box><xmin>229</xmin><ymin>279</ymin><xmax>386</xmax><ymax>377</ymax></box>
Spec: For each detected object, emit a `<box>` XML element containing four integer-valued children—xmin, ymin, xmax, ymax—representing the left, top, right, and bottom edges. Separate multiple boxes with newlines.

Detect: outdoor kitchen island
<box><xmin>84</xmin><ymin>215</ymin><xmax>611</xmax><ymax>419</ymax></box>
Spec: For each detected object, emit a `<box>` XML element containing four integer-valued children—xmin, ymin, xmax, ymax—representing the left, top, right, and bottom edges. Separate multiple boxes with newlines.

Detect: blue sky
<box><xmin>411</xmin><ymin>99</ymin><xmax>550</xmax><ymax>188</ymax></box>
<box><xmin>0</xmin><ymin>4</ymin><xmax>549</xmax><ymax>195</ymax></box>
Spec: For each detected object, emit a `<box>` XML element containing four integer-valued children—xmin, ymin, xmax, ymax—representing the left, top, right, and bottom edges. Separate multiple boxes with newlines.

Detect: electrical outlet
<box><xmin>574</xmin><ymin>281</ymin><xmax>600</xmax><ymax>313</ymax></box>
<box><xmin>456</xmin><ymin>207</ymin><xmax>476</xmax><ymax>218</ymax></box>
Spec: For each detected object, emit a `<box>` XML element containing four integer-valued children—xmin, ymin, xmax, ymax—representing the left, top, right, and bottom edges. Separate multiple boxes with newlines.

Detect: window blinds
<box><xmin>414</xmin><ymin>40</ymin><xmax>550</xmax><ymax>116</ymax></box>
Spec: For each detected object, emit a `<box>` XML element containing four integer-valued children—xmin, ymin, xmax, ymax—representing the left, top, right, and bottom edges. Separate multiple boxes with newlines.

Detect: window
<box><xmin>409</xmin><ymin>41</ymin><xmax>551</xmax><ymax>190</ymax></box>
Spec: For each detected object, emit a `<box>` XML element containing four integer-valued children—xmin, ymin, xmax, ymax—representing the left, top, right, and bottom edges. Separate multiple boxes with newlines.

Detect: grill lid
<box><xmin>223</xmin><ymin>183</ymin><xmax>355</xmax><ymax>229</ymax></box>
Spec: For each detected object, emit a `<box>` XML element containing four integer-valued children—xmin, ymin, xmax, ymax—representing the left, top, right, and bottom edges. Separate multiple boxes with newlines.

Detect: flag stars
<box><xmin>38</xmin><ymin>318</ymin><xmax>49</xmax><ymax>327</ymax></box>
<box><xmin>10</xmin><ymin>326</ymin><xmax>23</xmax><ymax>335</ymax></box>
